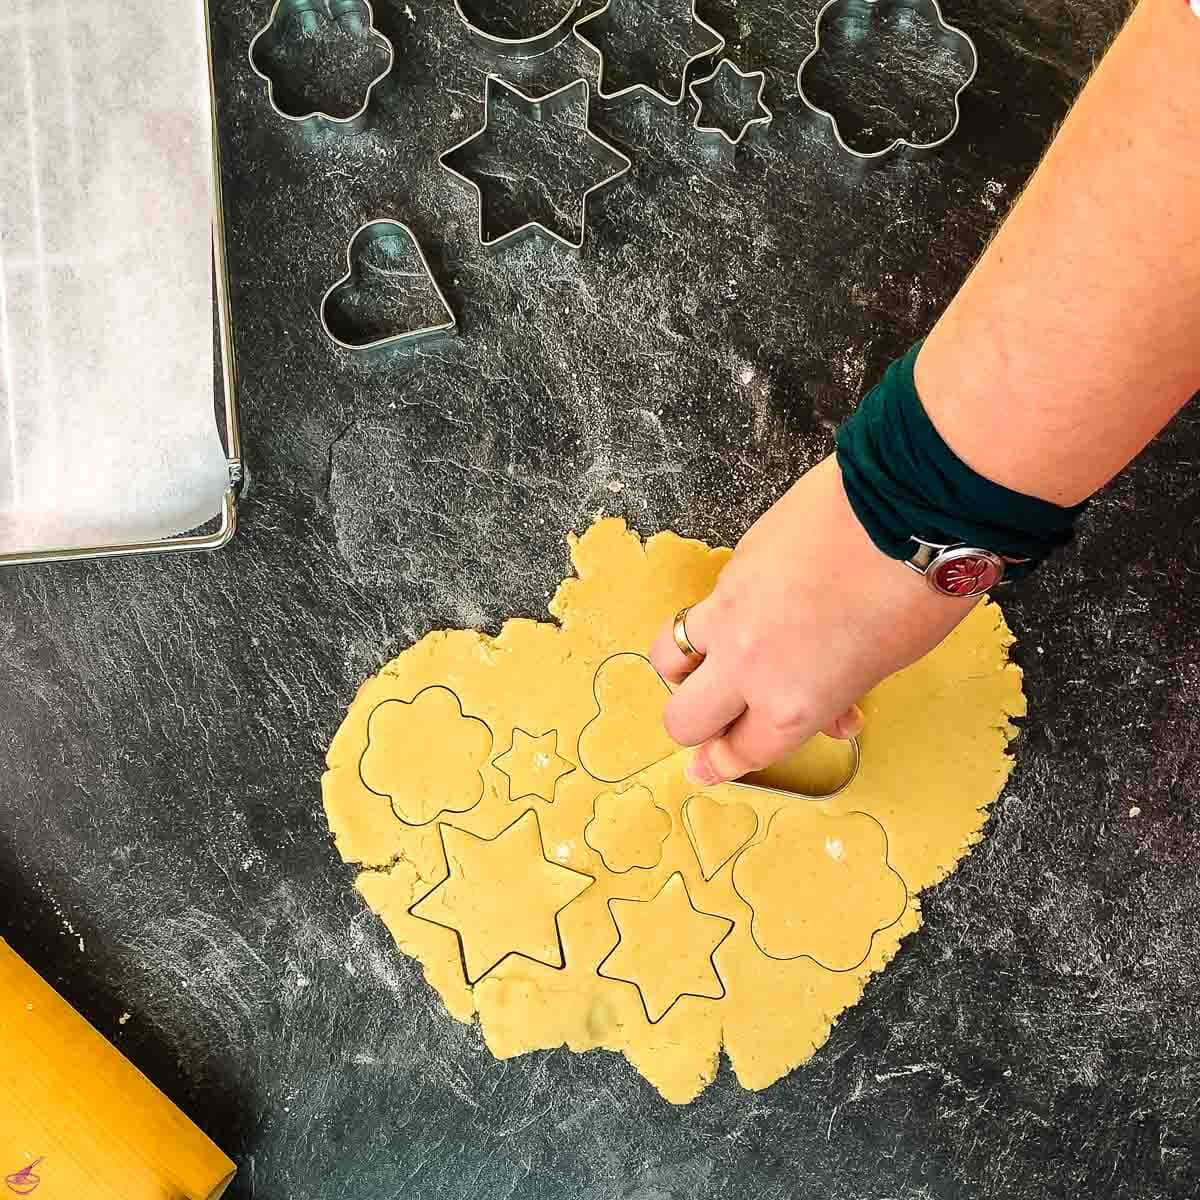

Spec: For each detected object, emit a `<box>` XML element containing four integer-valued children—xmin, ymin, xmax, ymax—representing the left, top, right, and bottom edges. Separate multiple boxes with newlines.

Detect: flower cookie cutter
<box><xmin>796</xmin><ymin>0</ymin><xmax>978</xmax><ymax>159</ymax></box>
<box><xmin>248</xmin><ymin>0</ymin><xmax>395</xmax><ymax>131</ymax></box>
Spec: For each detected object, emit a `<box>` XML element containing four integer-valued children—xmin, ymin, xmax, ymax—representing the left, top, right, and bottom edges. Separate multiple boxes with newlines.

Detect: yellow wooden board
<box><xmin>0</xmin><ymin>939</ymin><xmax>235</xmax><ymax>1200</ymax></box>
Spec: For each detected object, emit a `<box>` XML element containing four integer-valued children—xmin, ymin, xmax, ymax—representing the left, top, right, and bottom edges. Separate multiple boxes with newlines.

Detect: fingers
<box><xmin>687</xmin><ymin>708</ymin><xmax>804</xmax><ymax>786</ymax></box>
<box><xmin>820</xmin><ymin>703</ymin><xmax>864</xmax><ymax>741</ymax></box>
<box><xmin>661</xmin><ymin>659</ymin><xmax>747</xmax><ymax>747</ymax></box>
<box><xmin>648</xmin><ymin>596</ymin><xmax>719</xmax><ymax>686</ymax></box>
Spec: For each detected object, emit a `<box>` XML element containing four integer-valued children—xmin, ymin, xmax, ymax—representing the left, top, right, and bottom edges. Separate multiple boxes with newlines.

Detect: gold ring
<box><xmin>672</xmin><ymin>606</ymin><xmax>702</xmax><ymax>660</ymax></box>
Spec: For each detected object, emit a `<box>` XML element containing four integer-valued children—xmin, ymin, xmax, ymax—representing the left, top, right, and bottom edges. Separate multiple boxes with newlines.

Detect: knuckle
<box><xmin>763</xmin><ymin>693</ymin><xmax>817</xmax><ymax>734</ymax></box>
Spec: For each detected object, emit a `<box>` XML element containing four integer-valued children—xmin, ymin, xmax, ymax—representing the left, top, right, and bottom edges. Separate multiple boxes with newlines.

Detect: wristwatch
<box><xmin>905</xmin><ymin>537</ymin><xmax>1030</xmax><ymax>598</ymax></box>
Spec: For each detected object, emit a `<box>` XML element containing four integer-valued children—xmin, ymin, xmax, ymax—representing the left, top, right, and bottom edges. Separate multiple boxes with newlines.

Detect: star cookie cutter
<box><xmin>688</xmin><ymin>58</ymin><xmax>773</xmax><ymax>151</ymax></box>
<box><xmin>797</xmin><ymin>0</ymin><xmax>977</xmax><ymax>160</ymax></box>
<box><xmin>320</xmin><ymin>219</ymin><xmax>457</xmax><ymax>352</ymax></box>
<box><xmin>440</xmin><ymin>75</ymin><xmax>632</xmax><ymax>255</ymax></box>
<box><xmin>573</xmin><ymin>0</ymin><xmax>726</xmax><ymax>107</ymax></box>
<box><xmin>248</xmin><ymin>0</ymin><xmax>395</xmax><ymax>131</ymax></box>
<box><xmin>451</xmin><ymin>0</ymin><xmax>586</xmax><ymax>58</ymax></box>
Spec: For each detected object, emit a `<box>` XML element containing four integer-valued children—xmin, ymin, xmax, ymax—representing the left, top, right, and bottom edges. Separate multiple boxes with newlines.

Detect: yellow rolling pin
<box><xmin>0</xmin><ymin>939</ymin><xmax>235</xmax><ymax>1199</ymax></box>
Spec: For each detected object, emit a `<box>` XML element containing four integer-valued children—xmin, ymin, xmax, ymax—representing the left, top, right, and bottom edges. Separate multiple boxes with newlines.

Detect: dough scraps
<box><xmin>323</xmin><ymin>518</ymin><xmax>1025</xmax><ymax>1103</ymax></box>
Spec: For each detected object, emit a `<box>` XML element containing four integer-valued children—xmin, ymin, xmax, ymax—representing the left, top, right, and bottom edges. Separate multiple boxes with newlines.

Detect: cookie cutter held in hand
<box><xmin>688</xmin><ymin>57</ymin><xmax>773</xmax><ymax>150</ymax></box>
<box><xmin>319</xmin><ymin>219</ymin><xmax>457</xmax><ymax>352</ymax></box>
<box><xmin>249</xmin><ymin>0</ymin><xmax>395</xmax><ymax>130</ymax></box>
<box><xmin>451</xmin><ymin>0</ymin><xmax>586</xmax><ymax>58</ymax></box>
<box><xmin>729</xmin><ymin>734</ymin><xmax>861</xmax><ymax>801</ymax></box>
<box><xmin>573</xmin><ymin>0</ymin><xmax>726</xmax><ymax>107</ymax></box>
<box><xmin>440</xmin><ymin>76</ymin><xmax>632</xmax><ymax>255</ymax></box>
<box><xmin>796</xmin><ymin>0</ymin><xmax>977</xmax><ymax>160</ymax></box>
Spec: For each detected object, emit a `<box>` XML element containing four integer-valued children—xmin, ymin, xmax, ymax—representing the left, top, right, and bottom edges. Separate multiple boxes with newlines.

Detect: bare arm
<box><xmin>652</xmin><ymin>0</ymin><xmax>1200</xmax><ymax>786</ymax></box>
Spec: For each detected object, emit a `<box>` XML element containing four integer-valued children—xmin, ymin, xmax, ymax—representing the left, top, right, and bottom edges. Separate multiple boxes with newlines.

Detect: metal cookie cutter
<box><xmin>248</xmin><ymin>0</ymin><xmax>395</xmax><ymax>131</ymax></box>
<box><xmin>796</xmin><ymin>0</ymin><xmax>977</xmax><ymax>160</ymax></box>
<box><xmin>451</xmin><ymin>0</ymin><xmax>586</xmax><ymax>58</ymax></box>
<box><xmin>440</xmin><ymin>75</ymin><xmax>632</xmax><ymax>255</ymax></box>
<box><xmin>730</xmin><ymin>734</ymin><xmax>861</xmax><ymax>801</ymax></box>
<box><xmin>573</xmin><ymin>0</ymin><xmax>725</xmax><ymax>107</ymax></box>
<box><xmin>688</xmin><ymin>58</ymin><xmax>772</xmax><ymax>151</ymax></box>
<box><xmin>320</xmin><ymin>219</ymin><xmax>457</xmax><ymax>352</ymax></box>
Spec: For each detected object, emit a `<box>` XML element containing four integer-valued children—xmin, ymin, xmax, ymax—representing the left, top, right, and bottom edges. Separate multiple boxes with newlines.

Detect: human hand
<box><xmin>649</xmin><ymin>454</ymin><xmax>979</xmax><ymax>785</ymax></box>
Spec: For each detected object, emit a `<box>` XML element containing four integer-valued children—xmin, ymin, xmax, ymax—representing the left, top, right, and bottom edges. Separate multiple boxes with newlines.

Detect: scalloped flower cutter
<box><xmin>573</xmin><ymin>0</ymin><xmax>726</xmax><ymax>107</ymax></box>
<box><xmin>688</xmin><ymin>57</ymin><xmax>773</xmax><ymax>152</ymax></box>
<box><xmin>440</xmin><ymin>76</ymin><xmax>632</xmax><ymax>255</ymax></box>
<box><xmin>320</xmin><ymin>219</ymin><xmax>457</xmax><ymax>353</ymax></box>
<box><xmin>796</xmin><ymin>0</ymin><xmax>977</xmax><ymax>160</ymax></box>
<box><xmin>248</xmin><ymin>0</ymin><xmax>394</xmax><ymax>131</ymax></box>
<box><xmin>452</xmin><ymin>0</ymin><xmax>586</xmax><ymax>58</ymax></box>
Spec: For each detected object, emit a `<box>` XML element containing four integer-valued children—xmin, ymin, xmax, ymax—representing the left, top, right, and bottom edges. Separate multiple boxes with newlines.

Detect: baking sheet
<box><xmin>0</xmin><ymin>0</ymin><xmax>231</xmax><ymax>556</ymax></box>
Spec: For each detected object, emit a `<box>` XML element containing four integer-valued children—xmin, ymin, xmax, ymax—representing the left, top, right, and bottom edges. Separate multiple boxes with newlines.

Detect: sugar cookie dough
<box><xmin>323</xmin><ymin>518</ymin><xmax>1025</xmax><ymax>1103</ymax></box>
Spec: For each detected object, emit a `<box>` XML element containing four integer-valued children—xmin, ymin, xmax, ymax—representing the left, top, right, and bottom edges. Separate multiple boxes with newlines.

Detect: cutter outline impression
<box><xmin>451</xmin><ymin>0</ymin><xmax>586</xmax><ymax>58</ymax></box>
<box><xmin>248</xmin><ymin>0</ymin><xmax>395</xmax><ymax>130</ymax></box>
<box><xmin>573</xmin><ymin>0</ymin><xmax>726</xmax><ymax>108</ymax></box>
<box><xmin>320</xmin><ymin>218</ymin><xmax>458</xmax><ymax>352</ymax></box>
<box><xmin>440</xmin><ymin>75</ymin><xmax>632</xmax><ymax>255</ymax></box>
<box><xmin>687</xmin><ymin>57</ymin><xmax>773</xmax><ymax>149</ymax></box>
<box><xmin>796</xmin><ymin>0</ymin><xmax>978</xmax><ymax>160</ymax></box>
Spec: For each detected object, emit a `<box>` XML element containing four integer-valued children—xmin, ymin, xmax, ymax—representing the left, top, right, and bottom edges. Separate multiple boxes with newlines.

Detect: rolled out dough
<box><xmin>322</xmin><ymin>518</ymin><xmax>1025</xmax><ymax>1103</ymax></box>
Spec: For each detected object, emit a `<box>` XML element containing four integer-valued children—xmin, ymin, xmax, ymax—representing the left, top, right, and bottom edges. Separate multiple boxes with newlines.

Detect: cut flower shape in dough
<box><xmin>732</xmin><ymin>808</ymin><xmax>907</xmax><ymax>971</ymax></box>
<box><xmin>323</xmin><ymin>518</ymin><xmax>1025</xmax><ymax>1103</ymax></box>
<box><xmin>584</xmin><ymin>784</ymin><xmax>672</xmax><ymax>873</ymax></box>
<box><xmin>359</xmin><ymin>686</ymin><xmax>492</xmax><ymax>826</ymax></box>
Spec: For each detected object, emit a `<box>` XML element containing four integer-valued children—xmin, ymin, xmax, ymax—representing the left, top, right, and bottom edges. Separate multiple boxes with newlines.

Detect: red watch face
<box><xmin>930</xmin><ymin>551</ymin><xmax>1004</xmax><ymax>596</ymax></box>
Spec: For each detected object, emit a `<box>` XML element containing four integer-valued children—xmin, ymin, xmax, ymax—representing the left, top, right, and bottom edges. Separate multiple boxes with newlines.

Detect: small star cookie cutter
<box><xmin>687</xmin><ymin>58</ymin><xmax>773</xmax><ymax>151</ymax></box>
<box><xmin>451</xmin><ymin>0</ymin><xmax>586</xmax><ymax>58</ymax></box>
<box><xmin>573</xmin><ymin>0</ymin><xmax>726</xmax><ymax>107</ymax></box>
<box><xmin>248</xmin><ymin>0</ymin><xmax>395</xmax><ymax>131</ymax></box>
<box><xmin>440</xmin><ymin>75</ymin><xmax>632</xmax><ymax>255</ymax></box>
<box><xmin>319</xmin><ymin>219</ymin><xmax>457</xmax><ymax>353</ymax></box>
<box><xmin>796</xmin><ymin>0</ymin><xmax>978</xmax><ymax>160</ymax></box>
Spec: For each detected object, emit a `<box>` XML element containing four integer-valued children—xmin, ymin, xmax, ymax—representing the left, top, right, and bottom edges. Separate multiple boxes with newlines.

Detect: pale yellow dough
<box><xmin>323</xmin><ymin>519</ymin><xmax>1025</xmax><ymax>1103</ymax></box>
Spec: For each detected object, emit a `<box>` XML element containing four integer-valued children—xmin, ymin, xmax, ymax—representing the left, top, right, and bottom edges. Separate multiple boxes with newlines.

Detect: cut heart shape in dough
<box><xmin>682</xmin><ymin>793</ymin><xmax>759</xmax><ymax>880</ymax></box>
<box><xmin>577</xmin><ymin>652</ymin><xmax>676</xmax><ymax>783</ymax></box>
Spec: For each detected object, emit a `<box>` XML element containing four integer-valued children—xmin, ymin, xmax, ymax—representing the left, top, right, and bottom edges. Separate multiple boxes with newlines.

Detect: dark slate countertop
<box><xmin>2</xmin><ymin>0</ymin><xmax>1198</xmax><ymax>1197</ymax></box>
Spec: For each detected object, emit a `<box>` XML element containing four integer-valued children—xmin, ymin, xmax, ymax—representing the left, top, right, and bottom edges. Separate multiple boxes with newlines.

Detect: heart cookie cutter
<box><xmin>319</xmin><ymin>219</ymin><xmax>457</xmax><ymax>352</ymax></box>
<box><xmin>729</xmin><ymin>734</ymin><xmax>861</xmax><ymax>801</ymax></box>
<box><xmin>796</xmin><ymin>0</ymin><xmax>978</xmax><ymax>160</ymax></box>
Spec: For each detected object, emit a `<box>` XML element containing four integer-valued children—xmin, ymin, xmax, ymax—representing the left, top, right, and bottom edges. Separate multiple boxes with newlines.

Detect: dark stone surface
<box><xmin>2</xmin><ymin>1</ymin><xmax>1198</xmax><ymax>1198</ymax></box>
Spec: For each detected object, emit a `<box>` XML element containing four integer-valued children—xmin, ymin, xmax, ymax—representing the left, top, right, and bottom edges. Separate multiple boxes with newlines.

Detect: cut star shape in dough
<box><xmin>597</xmin><ymin>872</ymin><xmax>734</xmax><ymax>1022</ymax></box>
<box><xmin>410</xmin><ymin>810</ymin><xmax>594</xmax><ymax>984</ymax></box>
<box><xmin>493</xmin><ymin>728</ymin><xmax>576</xmax><ymax>803</ymax></box>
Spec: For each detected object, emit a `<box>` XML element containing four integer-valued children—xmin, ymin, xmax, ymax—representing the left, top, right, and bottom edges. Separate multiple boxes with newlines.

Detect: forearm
<box><xmin>916</xmin><ymin>0</ymin><xmax>1200</xmax><ymax>507</ymax></box>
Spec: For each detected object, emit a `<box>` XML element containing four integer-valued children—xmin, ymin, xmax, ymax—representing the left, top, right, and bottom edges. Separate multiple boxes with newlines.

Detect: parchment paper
<box><xmin>0</xmin><ymin>0</ymin><xmax>231</xmax><ymax>555</ymax></box>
